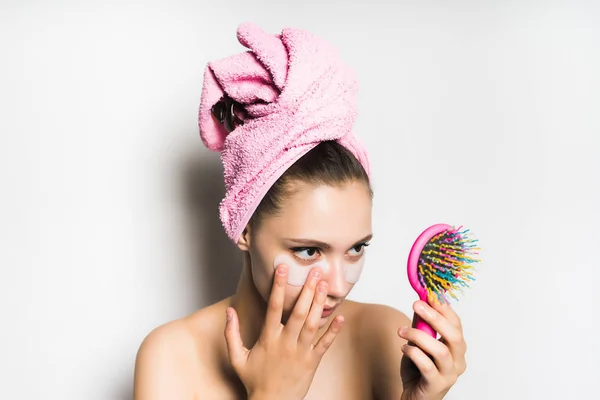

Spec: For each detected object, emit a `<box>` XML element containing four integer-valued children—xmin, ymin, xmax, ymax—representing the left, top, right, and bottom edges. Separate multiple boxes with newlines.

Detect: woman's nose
<box><xmin>322</xmin><ymin>258</ymin><xmax>346</xmax><ymax>298</ymax></box>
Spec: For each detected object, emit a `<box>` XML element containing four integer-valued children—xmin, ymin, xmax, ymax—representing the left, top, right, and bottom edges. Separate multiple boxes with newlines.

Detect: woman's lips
<box><xmin>321</xmin><ymin>304</ymin><xmax>338</xmax><ymax>318</ymax></box>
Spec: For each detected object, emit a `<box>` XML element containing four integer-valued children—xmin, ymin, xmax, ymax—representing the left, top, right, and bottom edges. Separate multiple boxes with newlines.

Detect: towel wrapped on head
<box><xmin>199</xmin><ymin>22</ymin><xmax>370</xmax><ymax>243</ymax></box>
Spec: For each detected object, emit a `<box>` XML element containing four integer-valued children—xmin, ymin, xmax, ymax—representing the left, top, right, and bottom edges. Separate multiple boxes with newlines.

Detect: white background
<box><xmin>1</xmin><ymin>0</ymin><xmax>599</xmax><ymax>399</ymax></box>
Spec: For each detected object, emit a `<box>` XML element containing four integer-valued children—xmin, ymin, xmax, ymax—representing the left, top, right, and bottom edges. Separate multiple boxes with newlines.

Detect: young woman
<box><xmin>134</xmin><ymin>23</ymin><xmax>467</xmax><ymax>400</ymax></box>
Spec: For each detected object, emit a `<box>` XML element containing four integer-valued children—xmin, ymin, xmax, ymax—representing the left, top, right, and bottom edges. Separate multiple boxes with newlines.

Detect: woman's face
<box><xmin>242</xmin><ymin>180</ymin><xmax>373</xmax><ymax>328</ymax></box>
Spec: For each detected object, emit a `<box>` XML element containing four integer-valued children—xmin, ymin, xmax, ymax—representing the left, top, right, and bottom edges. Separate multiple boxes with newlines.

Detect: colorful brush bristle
<box><xmin>407</xmin><ymin>223</ymin><xmax>481</xmax><ymax>337</ymax></box>
<box><xmin>417</xmin><ymin>226</ymin><xmax>480</xmax><ymax>304</ymax></box>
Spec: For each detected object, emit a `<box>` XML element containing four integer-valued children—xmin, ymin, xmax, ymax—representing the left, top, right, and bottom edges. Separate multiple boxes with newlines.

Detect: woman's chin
<box><xmin>318</xmin><ymin>313</ymin><xmax>334</xmax><ymax>328</ymax></box>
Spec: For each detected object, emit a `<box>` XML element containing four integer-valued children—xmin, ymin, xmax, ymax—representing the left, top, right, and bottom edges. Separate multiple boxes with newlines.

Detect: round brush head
<box><xmin>408</xmin><ymin>224</ymin><xmax>480</xmax><ymax>305</ymax></box>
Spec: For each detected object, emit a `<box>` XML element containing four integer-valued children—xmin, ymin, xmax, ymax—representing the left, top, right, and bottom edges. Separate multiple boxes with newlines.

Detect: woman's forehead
<box><xmin>264</xmin><ymin>181</ymin><xmax>372</xmax><ymax>245</ymax></box>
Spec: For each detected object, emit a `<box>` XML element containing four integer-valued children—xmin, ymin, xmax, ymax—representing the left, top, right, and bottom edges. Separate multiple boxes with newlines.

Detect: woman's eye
<box><xmin>348</xmin><ymin>243</ymin><xmax>369</xmax><ymax>256</ymax></box>
<box><xmin>293</xmin><ymin>247</ymin><xmax>320</xmax><ymax>260</ymax></box>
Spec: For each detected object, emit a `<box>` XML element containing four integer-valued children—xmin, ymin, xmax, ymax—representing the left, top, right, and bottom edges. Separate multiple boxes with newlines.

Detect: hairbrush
<box><xmin>407</xmin><ymin>223</ymin><xmax>480</xmax><ymax>338</ymax></box>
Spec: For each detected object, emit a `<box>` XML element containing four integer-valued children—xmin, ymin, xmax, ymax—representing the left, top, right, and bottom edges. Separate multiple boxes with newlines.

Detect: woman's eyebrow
<box><xmin>284</xmin><ymin>238</ymin><xmax>332</xmax><ymax>249</ymax></box>
<box><xmin>354</xmin><ymin>234</ymin><xmax>373</xmax><ymax>245</ymax></box>
<box><xmin>284</xmin><ymin>234</ymin><xmax>373</xmax><ymax>249</ymax></box>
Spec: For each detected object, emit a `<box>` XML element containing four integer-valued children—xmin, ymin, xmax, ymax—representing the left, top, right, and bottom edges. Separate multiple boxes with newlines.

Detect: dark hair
<box><xmin>250</xmin><ymin>141</ymin><xmax>371</xmax><ymax>226</ymax></box>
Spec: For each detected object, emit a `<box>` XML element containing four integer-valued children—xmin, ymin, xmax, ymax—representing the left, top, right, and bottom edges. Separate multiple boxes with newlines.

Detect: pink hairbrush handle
<box><xmin>407</xmin><ymin>223</ymin><xmax>452</xmax><ymax>339</ymax></box>
<box><xmin>414</xmin><ymin>314</ymin><xmax>436</xmax><ymax>338</ymax></box>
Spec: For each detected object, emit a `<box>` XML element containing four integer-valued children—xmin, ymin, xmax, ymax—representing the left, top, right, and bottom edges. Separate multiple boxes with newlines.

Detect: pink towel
<box><xmin>199</xmin><ymin>22</ymin><xmax>370</xmax><ymax>243</ymax></box>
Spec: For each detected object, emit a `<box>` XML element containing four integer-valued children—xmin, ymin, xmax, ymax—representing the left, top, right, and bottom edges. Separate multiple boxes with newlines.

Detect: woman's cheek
<box><xmin>250</xmin><ymin>260</ymin><xmax>276</xmax><ymax>302</ymax></box>
<box><xmin>282</xmin><ymin>286</ymin><xmax>303</xmax><ymax>312</ymax></box>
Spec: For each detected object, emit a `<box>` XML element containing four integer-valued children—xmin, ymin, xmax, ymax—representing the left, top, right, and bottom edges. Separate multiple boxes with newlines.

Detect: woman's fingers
<box><xmin>401</xmin><ymin>342</ymin><xmax>442</xmax><ymax>384</ymax></box>
<box><xmin>224</xmin><ymin>307</ymin><xmax>248</xmax><ymax>370</ymax></box>
<box><xmin>298</xmin><ymin>281</ymin><xmax>328</xmax><ymax>348</ymax></box>
<box><xmin>428</xmin><ymin>297</ymin><xmax>463</xmax><ymax>332</ymax></box>
<box><xmin>313</xmin><ymin>315</ymin><xmax>344</xmax><ymax>356</ymax></box>
<box><xmin>283</xmin><ymin>268</ymin><xmax>322</xmax><ymax>339</ymax></box>
<box><xmin>414</xmin><ymin>301</ymin><xmax>467</xmax><ymax>358</ymax></box>
<box><xmin>263</xmin><ymin>265</ymin><xmax>288</xmax><ymax>338</ymax></box>
<box><xmin>398</xmin><ymin>325</ymin><xmax>454</xmax><ymax>375</ymax></box>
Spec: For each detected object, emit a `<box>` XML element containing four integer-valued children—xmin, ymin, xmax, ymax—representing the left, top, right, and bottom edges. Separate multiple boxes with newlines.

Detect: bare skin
<box><xmin>134</xmin><ymin>181</ymin><xmax>467</xmax><ymax>400</ymax></box>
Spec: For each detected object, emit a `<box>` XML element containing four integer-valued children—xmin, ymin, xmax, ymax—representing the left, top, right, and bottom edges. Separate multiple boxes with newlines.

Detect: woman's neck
<box><xmin>230</xmin><ymin>252</ymin><xmax>267</xmax><ymax>348</ymax></box>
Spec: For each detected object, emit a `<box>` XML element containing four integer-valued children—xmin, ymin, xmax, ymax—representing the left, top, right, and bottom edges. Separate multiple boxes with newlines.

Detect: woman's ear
<box><xmin>237</xmin><ymin>224</ymin><xmax>251</xmax><ymax>251</ymax></box>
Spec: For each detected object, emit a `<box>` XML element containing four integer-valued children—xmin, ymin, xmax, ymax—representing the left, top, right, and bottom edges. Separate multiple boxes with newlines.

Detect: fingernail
<box><xmin>277</xmin><ymin>266</ymin><xmax>287</xmax><ymax>275</ymax></box>
<box><xmin>418</xmin><ymin>304</ymin><xmax>430</xmax><ymax>317</ymax></box>
<box><xmin>226</xmin><ymin>309</ymin><xmax>232</xmax><ymax>322</ymax></box>
<box><xmin>317</xmin><ymin>284</ymin><xmax>327</xmax><ymax>294</ymax></box>
<box><xmin>399</xmin><ymin>326</ymin><xmax>407</xmax><ymax>336</ymax></box>
<box><xmin>401</xmin><ymin>344</ymin><xmax>408</xmax><ymax>352</ymax></box>
<box><xmin>313</xmin><ymin>270</ymin><xmax>321</xmax><ymax>280</ymax></box>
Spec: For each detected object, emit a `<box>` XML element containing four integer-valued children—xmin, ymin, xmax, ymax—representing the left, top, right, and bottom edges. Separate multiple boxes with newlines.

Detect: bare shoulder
<box><xmin>343</xmin><ymin>301</ymin><xmax>412</xmax><ymax>399</ymax></box>
<box><xmin>133</xmin><ymin>300</ymin><xmax>230</xmax><ymax>399</ymax></box>
<box><xmin>133</xmin><ymin>318</ymin><xmax>199</xmax><ymax>399</ymax></box>
<box><xmin>345</xmin><ymin>300</ymin><xmax>412</xmax><ymax>342</ymax></box>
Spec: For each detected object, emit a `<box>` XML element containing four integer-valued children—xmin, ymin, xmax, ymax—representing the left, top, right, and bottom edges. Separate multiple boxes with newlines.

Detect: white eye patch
<box><xmin>273</xmin><ymin>253</ymin><xmax>366</xmax><ymax>286</ymax></box>
<box><xmin>343</xmin><ymin>255</ymin><xmax>365</xmax><ymax>284</ymax></box>
<box><xmin>273</xmin><ymin>254</ymin><xmax>329</xmax><ymax>286</ymax></box>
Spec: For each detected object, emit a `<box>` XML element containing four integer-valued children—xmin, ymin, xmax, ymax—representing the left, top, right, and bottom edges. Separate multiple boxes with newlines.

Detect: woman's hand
<box><xmin>398</xmin><ymin>300</ymin><xmax>467</xmax><ymax>400</ymax></box>
<box><xmin>224</xmin><ymin>265</ymin><xmax>344</xmax><ymax>400</ymax></box>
